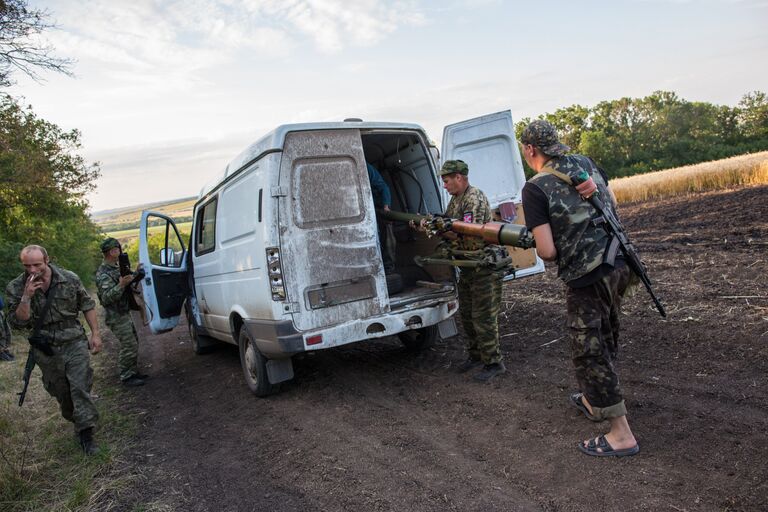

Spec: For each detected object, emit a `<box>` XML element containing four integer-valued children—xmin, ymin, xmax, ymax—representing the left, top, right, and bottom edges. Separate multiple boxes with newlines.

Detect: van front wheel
<box><xmin>188</xmin><ymin>319</ymin><xmax>216</xmax><ymax>355</ymax></box>
<box><xmin>238</xmin><ymin>329</ymin><xmax>275</xmax><ymax>397</ymax></box>
<box><xmin>398</xmin><ymin>325</ymin><xmax>438</xmax><ymax>351</ymax></box>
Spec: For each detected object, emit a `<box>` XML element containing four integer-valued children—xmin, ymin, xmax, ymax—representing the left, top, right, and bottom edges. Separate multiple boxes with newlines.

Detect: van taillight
<box><xmin>266</xmin><ymin>247</ymin><xmax>285</xmax><ymax>301</ymax></box>
<box><xmin>306</xmin><ymin>335</ymin><xmax>323</xmax><ymax>346</ymax></box>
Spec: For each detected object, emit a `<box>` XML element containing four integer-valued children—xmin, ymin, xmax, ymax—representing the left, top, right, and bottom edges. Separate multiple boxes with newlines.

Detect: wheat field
<box><xmin>610</xmin><ymin>151</ymin><xmax>768</xmax><ymax>204</ymax></box>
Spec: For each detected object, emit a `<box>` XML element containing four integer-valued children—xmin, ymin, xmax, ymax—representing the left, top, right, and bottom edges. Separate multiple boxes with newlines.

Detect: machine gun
<box><xmin>118</xmin><ymin>252</ymin><xmax>146</xmax><ymax>312</ymax></box>
<box><xmin>573</xmin><ymin>170</ymin><xmax>666</xmax><ymax>317</ymax></box>
<box><xmin>379</xmin><ymin>209</ymin><xmax>535</xmax><ymax>271</ymax></box>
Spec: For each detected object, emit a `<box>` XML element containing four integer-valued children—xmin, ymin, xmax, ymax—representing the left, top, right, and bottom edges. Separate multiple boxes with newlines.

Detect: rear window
<box><xmin>292</xmin><ymin>156</ymin><xmax>364</xmax><ymax>228</ymax></box>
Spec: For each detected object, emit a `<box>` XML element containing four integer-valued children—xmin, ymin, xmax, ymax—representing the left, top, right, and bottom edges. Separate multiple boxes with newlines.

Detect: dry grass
<box><xmin>92</xmin><ymin>198</ymin><xmax>197</xmax><ymax>231</ymax></box>
<box><xmin>611</xmin><ymin>151</ymin><xmax>768</xmax><ymax>204</ymax></box>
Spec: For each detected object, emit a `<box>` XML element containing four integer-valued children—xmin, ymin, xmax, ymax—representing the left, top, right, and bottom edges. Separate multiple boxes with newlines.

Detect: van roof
<box><xmin>198</xmin><ymin>121</ymin><xmax>430</xmax><ymax>198</ymax></box>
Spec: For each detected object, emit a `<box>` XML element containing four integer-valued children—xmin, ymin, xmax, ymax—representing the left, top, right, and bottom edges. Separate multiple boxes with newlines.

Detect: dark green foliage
<box><xmin>0</xmin><ymin>94</ymin><xmax>101</xmax><ymax>288</ymax></box>
<box><xmin>516</xmin><ymin>90</ymin><xmax>768</xmax><ymax>179</ymax></box>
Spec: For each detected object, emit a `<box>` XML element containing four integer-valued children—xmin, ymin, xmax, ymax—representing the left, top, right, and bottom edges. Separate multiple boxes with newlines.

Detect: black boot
<box><xmin>79</xmin><ymin>427</ymin><xmax>99</xmax><ymax>456</ymax></box>
<box><xmin>473</xmin><ymin>362</ymin><xmax>507</xmax><ymax>382</ymax></box>
<box><xmin>456</xmin><ymin>357</ymin><xmax>483</xmax><ymax>373</ymax></box>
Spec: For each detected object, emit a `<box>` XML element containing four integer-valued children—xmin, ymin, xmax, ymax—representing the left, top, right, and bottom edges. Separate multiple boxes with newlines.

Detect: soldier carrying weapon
<box><xmin>95</xmin><ymin>238</ymin><xmax>147</xmax><ymax>387</ymax></box>
<box><xmin>520</xmin><ymin>119</ymin><xmax>659</xmax><ymax>458</ymax></box>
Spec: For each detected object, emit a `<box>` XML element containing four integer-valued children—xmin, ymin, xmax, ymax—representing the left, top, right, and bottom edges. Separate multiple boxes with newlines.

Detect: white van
<box><xmin>138</xmin><ymin>110</ymin><xmax>543</xmax><ymax>396</ymax></box>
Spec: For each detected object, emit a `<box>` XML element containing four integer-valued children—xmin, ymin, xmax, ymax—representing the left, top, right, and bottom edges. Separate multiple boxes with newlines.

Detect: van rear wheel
<box><xmin>238</xmin><ymin>329</ymin><xmax>275</xmax><ymax>397</ymax></box>
<box><xmin>398</xmin><ymin>325</ymin><xmax>438</xmax><ymax>351</ymax></box>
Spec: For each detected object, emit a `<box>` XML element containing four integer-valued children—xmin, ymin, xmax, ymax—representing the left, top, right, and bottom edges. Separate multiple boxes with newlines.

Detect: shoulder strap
<box><xmin>31</xmin><ymin>279</ymin><xmax>57</xmax><ymax>336</ymax></box>
<box><xmin>539</xmin><ymin>163</ymin><xmax>574</xmax><ymax>185</ymax></box>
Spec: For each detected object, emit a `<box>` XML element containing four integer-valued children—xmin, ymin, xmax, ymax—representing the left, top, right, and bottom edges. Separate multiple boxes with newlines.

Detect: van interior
<box><xmin>361</xmin><ymin>131</ymin><xmax>456</xmax><ymax>309</ymax></box>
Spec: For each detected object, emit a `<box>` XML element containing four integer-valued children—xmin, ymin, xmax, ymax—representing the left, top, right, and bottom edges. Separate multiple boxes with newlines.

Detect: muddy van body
<box><xmin>138</xmin><ymin>111</ymin><xmax>543</xmax><ymax>396</ymax></box>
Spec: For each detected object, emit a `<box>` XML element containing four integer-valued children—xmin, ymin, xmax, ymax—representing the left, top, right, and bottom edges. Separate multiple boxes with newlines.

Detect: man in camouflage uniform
<box><xmin>439</xmin><ymin>159</ymin><xmax>507</xmax><ymax>382</ymax></box>
<box><xmin>520</xmin><ymin>120</ymin><xmax>639</xmax><ymax>457</ymax></box>
<box><xmin>95</xmin><ymin>238</ymin><xmax>146</xmax><ymax>387</ymax></box>
<box><xmin>0</xmin><ymin>295</ymin><xmax>15</xmax><ymax>361</ymax></box>
<box><xmin>5</xmin><ymin>245</ymin><xmax>102</xmax><ymax>455</ymax></box>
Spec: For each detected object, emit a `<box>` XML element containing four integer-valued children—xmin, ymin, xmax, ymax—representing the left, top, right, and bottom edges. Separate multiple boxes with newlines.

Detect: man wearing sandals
<box><xmin>519</xmin><ymin>120</ymin><xmax>640</xmax><ymax>457</ymax></box>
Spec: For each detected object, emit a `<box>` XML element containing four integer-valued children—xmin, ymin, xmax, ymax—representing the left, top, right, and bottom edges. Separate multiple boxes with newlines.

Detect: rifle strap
<box><xmin>539</xmin><ymin>164</ymin><xmax>574</xmax><ymax>185</ymax></box>
<box><xmin>30</xmin><ymin>279</ymin><xmax>56</xmax><ymax>339</ymax></box>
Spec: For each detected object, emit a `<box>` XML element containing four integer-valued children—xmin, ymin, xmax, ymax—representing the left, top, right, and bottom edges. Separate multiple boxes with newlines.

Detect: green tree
<box><xmin>738</xmin><ymin>91</ymin><xmax>768</xmax><ymax>141</ymax></box>
<box><xmin>516</xmin><ymin>90</ymin><xmax>768</xmax><ymax>178</ymax></box>
<box><xmin>0</xmin><ymin>94</ymin><xmax>101</xmax><ymax>286</ymax></box>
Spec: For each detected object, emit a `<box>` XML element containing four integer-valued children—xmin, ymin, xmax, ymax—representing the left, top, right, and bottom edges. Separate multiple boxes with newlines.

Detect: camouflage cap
<box><xmin>439</xmin><ymin>159</ymin><xmax>469</xmax><ymax>176</ymax></box>
<box><xmin>100</xmin><ymin>237</ymin><xmax>121</xmax><ymax>253</ymax></box>
<box><xmin>520</xmin><ymin>120</ymin><xmax>571</xmax><ymax>157</ymax></box>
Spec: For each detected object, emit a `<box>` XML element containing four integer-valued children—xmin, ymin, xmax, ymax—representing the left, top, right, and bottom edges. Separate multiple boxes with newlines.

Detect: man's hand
<box><xmin>89</xmin><ymin>332</ymin><xmax>102</xmax><ymax>354</ymax></box>
<box><xmin>575</xmin><ymin>176</ymin><xmax>597</xmax><ymax>199</ymax></box>
<box><xmin>118</xmin><ymin>275</ymin><xmax>134</xmax><ymax>288</ymax></box>
<box><xmin>24</xmin><ymin>273</ymin><xmax>44</xmax><ymax>297</ymax></box>
<box><xmin>383</xmin><ymin>205</ymin><xmax>390</xmax><ymax>212</ymax></box>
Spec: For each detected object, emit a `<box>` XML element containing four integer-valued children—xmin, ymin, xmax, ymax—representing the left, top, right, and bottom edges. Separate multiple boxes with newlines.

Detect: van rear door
<box><xmin>138</xmin><ymin>211</ymin><xmax>189</xmax><ymax>333</ymax></box>
<box><xmin>441</xmin><ymin>110</ymin><xmax>544</xmax><ymax>279</ymax></box>
<box><xmin>278</xmin><ymin>129</ymin><xmax>387</xmax><ymax>331</ymax></box>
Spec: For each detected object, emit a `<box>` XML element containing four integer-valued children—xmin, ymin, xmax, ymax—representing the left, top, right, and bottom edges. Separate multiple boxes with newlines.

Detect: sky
<box><xmin>8</xmin><ymin>0</ymin><xmax>768</xmax><ymax>213</ymax></box>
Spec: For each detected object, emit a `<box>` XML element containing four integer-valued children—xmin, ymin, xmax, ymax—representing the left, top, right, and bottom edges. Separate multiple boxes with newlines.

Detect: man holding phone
<box><xmin>5</xmin><ymin>245</ymin><xmax>102</xmax><ymax>455</ymax></box>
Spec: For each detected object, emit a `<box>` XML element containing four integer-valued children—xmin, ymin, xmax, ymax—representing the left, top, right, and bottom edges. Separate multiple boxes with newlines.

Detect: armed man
<box><xmin>96</xmin><ymin>238</ymin><xmax>147</xmax><ymax>387</ymax></box>
<box><xmin>5</xmin><ymin>245</ymin><xmax>102</xmax><ymax>455</ymax></box>
<box><xmin>436</xmin><ymin>160</ymin><xmax>508</xmax><ymax>382</ymax></box>
<box><xmin>520</xmin><ymin>119</ymin><xmax>640</xmax><ymax>457</ymax></box>
<box><xmin>0</xmin><ymin>295</ymin><xmax>15</xmax><ymax>361</ymax></box>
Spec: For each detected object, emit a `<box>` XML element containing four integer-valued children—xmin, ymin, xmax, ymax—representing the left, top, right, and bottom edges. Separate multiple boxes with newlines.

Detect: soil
<box><xmin>108</xmin><ymin>185</ymin><xmax>768</xmax><ymax>512</ymax></box>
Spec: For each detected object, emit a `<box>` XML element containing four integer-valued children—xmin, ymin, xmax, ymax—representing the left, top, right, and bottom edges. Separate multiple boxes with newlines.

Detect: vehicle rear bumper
<box><xmin>244</xmin><ymin>296</ymin><xmax>458</xmax><ymax>357</ymax></box>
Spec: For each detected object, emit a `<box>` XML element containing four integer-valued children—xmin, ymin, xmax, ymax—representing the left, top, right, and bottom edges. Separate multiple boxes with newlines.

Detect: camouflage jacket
<box><xmin>527</xmin><ymin>154</ymin><xmax>616</xmax><ymax>283</ymax></box>
<box><xmin>5</xmin><ymin>264</ymin><xmax>96</xmax><ymax>345</ymax></box>
<box><xmin>95</xmin><ymin>260</ymin><xmax>132</xmax><ymax>321</ymax></box>
<box><xmin>444</xmin><ymin>185</ymin><xmax>494</xmax><ymax>253</ymax></box>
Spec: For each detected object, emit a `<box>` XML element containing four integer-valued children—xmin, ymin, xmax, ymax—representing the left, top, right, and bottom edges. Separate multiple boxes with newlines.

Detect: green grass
<box><xmin>0</xmin><ymin>309</ymin><xmax>152</xmax><ymax>511</ymax></box>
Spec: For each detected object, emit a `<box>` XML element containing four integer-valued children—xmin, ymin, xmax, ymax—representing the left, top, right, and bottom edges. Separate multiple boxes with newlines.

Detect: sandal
<box><xmin>578</xmin><ymin>434</ymin><xmax>640</xmax><ymax>457</ymax></box>
<box><xmin>568</xmin><ymin>392</ymin><xmax>602</xmax><ymax>422</ymax></box>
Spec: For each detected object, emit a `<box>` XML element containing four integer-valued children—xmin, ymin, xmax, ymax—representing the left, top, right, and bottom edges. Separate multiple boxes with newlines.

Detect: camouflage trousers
<box><xmin>0</xmin><ymin>310</ymin><xmax>10</xmax><ymax>350</ymax></box>
<box><xmin>565</xmin><ymin>264</ymin><xmax>632</xmax><ymax>420</ymax></box>
<box><xmin>33</xmin><ymin>337</ymin><xmax>98</xmax><ymax>433</ymax></box>
<box><xmin>106</xmin><ymin>312</ymin><xmax>139</xmax><ymax>381</ymax></box>
<box><xmin>457</xmin><ymin>267</ymin><xmax>504</xmax><ymax>364</ymax></box>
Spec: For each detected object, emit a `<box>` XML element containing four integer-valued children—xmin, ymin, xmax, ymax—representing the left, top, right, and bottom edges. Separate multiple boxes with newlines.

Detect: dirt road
<box><xmin>111</xmin><ymin>185</ymin><xmax>768</xmax><ymax>512</ymax></box>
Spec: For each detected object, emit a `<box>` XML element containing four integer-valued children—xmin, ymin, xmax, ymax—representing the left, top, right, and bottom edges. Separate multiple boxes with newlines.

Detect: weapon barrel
<box><xmin>450</xmin><ymin>221</ymin><xmax>535</xmax><ymax>249</ymax></box>
<box><xmin>378</xmin><ymin>209</ymin><xmax>430</xmax><ymax>224</ymax></box>
<box><xmin>378</xmin><ymin>210</ymin><xmax>535</xmax><ymax>249</ymax></box>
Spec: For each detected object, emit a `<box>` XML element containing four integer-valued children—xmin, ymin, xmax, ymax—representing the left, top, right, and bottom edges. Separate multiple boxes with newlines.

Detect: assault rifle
<box><xmin>573</xmin><ymin>170</ymin><xmax>666</xmax><ymax>317</ymax></box>
<box><xmin>379</xmin><ymin>210</ymin><xmax>535</xmax><ymax>271</ymax></box>
<box><xmin>17</xmin><ymin>350</ymin><xmax>35</xmax><ymax>406</ymax></box>
<box><xmin>118</xmin><ymin>253</ymin><xmax>146</xmax><ymax>311</ymax></box>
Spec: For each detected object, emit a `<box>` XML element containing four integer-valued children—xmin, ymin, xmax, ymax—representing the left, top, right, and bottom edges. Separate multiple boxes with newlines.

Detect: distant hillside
<box><xmin>92</xmin><ymin>196</ymin><xmax>197</xmax><ymax>233</ymax></box>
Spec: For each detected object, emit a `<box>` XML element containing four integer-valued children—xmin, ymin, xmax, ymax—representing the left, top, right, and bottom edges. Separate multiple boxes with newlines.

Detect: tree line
<box><xmin>515</xmin><ymin>90</ymin><xmax>768</xmax><ymax>178</ymax></box>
